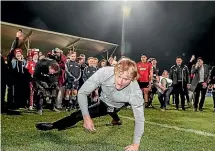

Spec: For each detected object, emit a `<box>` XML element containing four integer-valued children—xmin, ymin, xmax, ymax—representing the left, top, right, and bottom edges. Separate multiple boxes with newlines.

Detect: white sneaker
<box><xmin>29</xmin><ymin>106</ymin><xmax>33</xmax><ymax>110</ymax></box>
<box><xmin>37</xmin><ymin>110</ymin><xmax>43</xmax><ymax>115</ymax></box>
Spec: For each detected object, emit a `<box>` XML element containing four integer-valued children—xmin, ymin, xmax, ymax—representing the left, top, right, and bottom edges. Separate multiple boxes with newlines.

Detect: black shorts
<box><xmin>138</xmin><ymin>82</ymin><xmax>149</xmax><ymax>89</ymax></box>
<box><xmin>65</xmin><ymin>81</ymin><xmax>79</xmax><ymax>90</ymax></box>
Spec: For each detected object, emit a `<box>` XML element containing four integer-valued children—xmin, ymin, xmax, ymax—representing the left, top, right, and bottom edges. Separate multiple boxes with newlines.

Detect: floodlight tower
<box><xmin>121</xmin><ymin>1</ymin><xmax>131</xmax><ymax>57</ymax></box>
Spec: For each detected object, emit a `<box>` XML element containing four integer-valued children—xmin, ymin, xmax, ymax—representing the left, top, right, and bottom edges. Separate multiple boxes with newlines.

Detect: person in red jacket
<box><xmin>58</xmin><ymin>50</ymin><xmax>67</xmax><ymax>87</ymax></box>
<box><xmin>137</xmin><ymin>54</ymin><xmax>153</xmax><ymax>107</ymax></box>
<box><xmin>26</xmin><ymin>50</ymin><xmax>39</xmax><ymax>110</ymax></box>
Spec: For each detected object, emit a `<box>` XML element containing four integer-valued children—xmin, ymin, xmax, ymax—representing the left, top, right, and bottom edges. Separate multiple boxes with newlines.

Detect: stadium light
<box><xmin>121</xmin><ymin>2</ymin><xmax>131</xmax><ymax>57</ymax></box>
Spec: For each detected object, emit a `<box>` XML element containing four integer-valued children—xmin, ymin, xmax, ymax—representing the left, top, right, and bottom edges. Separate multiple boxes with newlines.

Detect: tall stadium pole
<box><xmin>121</xmin><ymin>2</ymin><xmax>131</xmax><ymax>57</ymax></box>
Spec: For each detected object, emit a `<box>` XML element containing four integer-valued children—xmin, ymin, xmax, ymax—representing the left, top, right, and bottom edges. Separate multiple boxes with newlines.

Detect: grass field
<box><xmin>1</xmin><ymin>97</ymin><xmax>215</xmax><ymax>151</ymax></box>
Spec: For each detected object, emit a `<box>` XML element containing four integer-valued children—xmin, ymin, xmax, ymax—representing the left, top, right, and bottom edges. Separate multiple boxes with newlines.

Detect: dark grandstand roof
<box><xmin>1</xmin><ymin>21</ymin><xmax>118</xmax><ymax>57</ymax></box>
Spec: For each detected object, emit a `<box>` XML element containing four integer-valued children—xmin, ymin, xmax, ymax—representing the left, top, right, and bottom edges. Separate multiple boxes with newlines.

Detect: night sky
<box><xmin>2</xmin><ymin>1</ymin><xmax>215</xmax><ymax>70</ymax></box>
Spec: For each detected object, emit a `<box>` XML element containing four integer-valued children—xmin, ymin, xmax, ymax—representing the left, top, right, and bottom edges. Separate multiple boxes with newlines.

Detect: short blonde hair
<box><xmin>114</xmin><ymin>57</ymin><xmax>138</xmax><ymax>80</ymax></box>
<box><xmin>93</xmin><ymin>57</ymin><xmax>98</xmax><ymax>61</ymax></box>
<box><xmin>87</xmin><ymin>57</ymin><xmax>94</xmax><ymax>61</ymax></box>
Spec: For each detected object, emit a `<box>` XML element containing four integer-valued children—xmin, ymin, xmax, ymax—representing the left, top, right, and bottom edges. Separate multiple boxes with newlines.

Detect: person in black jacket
<box><xmin>169</xmin><ymin>56</ymin><xmax>190</xmax><ymax>110</ymax></box>
<box><xmin>1</xmin><ymin>55</ymin><xmax>8</xmax><ymax>113</ymax></box>
<box><xmin>6</xmin><ymin>30</ymin><xmax>22</xmax><ymax>109</ymax></box>
<box><xmin>11</xmin><ymin>49</ymin><xmax>30</xmax><ymax>109</ymax></box>
<box><xmin>34</xmin><ymin>58</ymin><xmax>60</xmax><ymax>115</ymax></box>
<box><xmin>77</xmin><ymin>55</ymin><xmax>87</xmax><ymax>88</ymax></box>
<box><xmin>64</xmin><ymin>52</ymin><xmax>81</xmax><ymax>109</ymax></box>
<box><xmin>148</xmin><ymin>58</ymin><xmax>159</xmax><ymax>107</ymax></box>
<box><xmin>209</xmin><ymin>66</ymin><xmax>215</xmax><ymax>112</ymax></box>
<box><xmin>83</xmin><ymin>57</ymin><xmax>98</xmax><ymax>82</ymax></box>
<box><xmin>83</xmin><ymin>57</ymin><xmax>99</xmax><ymax>106</ymax></box>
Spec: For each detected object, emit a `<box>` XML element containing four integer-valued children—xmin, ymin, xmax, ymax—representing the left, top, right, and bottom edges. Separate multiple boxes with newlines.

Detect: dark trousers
<box><xmin>1</xmin><ymin>81</ymin><xmax>7</xmax><ymax>112</ymax></box>
<box><xmin>7</xmin><ymin>84</ymin><xmax>15</xmax><ymax>109</ymax></box>
<box><xmin>53</xmin><ymin>101</ymin><xmax>120</xmax><ymax>130</ymax></box>
<box><xmin>14</xmin><ymin>81</ymin><xmax>29</xmax><ymax>108</ymax></box>
<box><xmin>171</xmin><ymin>93</ymin><xmax>175</xmax><ymax>104</ymax></box>
<box><xmin>158</xmin><ymin>87</ymin><xmax>173</xmax><ymax>109</ymax></box>
<box><xmin>37</xmin><ymin>96</ymin><xmax>57</xmax><ymax>110</ymax></box>
<box><xmin>148</xmin><ymin>86</ymin><xmax>157</xmax><ymax>106</ymax></box>
<box><xmin>212</xmin><ymin>88</ymin><xmax>215</xmax><ymax>109</ymax></box>
<box><xmin>194</xmin><ymin>83</ymin><xmax>207</xmax><ymax>109</ymax></box>
<box><xmin>36</xmin><ymin>86</ymin><xmax>58</xmax><ymax>110</ymax></box>
<box><xmin>173</xmin><ymin>82</ymin><xmax>187</xmax><ymax>109</ymax></box>
<box><xmin>185</xmin><ymin>89</ymin><xmax>190</xmax><ymax>103</ymax></box>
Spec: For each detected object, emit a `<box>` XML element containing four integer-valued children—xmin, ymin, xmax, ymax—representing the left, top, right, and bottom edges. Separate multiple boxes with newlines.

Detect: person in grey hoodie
<box><xmin>36</xmin><ymin>58</ymin><xmax>145</xmax><ymax>151</ymax></box>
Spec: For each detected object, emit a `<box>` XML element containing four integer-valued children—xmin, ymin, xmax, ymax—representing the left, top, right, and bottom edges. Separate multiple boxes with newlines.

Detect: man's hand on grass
<box><xmin>124</xmin><ymin>144</ymin><xmax>139</xmax><ymax>151</ymax></box>
<box><xmin>83</xmin><ymin>115</ymin><xmax>96</xmax><ymax>132</ymax></box>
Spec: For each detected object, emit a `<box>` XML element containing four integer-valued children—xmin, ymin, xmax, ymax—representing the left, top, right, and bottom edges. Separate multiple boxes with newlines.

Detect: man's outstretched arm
<box><xmin>78</xmin><ymin>68</ymin><xmax>107</xmax><ymax>131</ymax></box>
<box><xmin>126</xmin><ymin>81</ymin><xmax>145</xmax><ymax>151</ymax></box>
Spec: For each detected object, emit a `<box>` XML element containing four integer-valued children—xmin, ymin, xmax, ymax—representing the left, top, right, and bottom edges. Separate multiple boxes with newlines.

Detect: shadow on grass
<box><xmin>35</xmin><ymin>130</ymin><xmax>119</xmax><ymax>149</ymax></box>
<box><xmin>5</xmin><ymin>110</ymin><xmax>22</xmax><ymax>115</ymax></box>
<box><xmin>33</xmin><ymin>121</ymin><xmax>124</xmax><ymax>146</ymax></box>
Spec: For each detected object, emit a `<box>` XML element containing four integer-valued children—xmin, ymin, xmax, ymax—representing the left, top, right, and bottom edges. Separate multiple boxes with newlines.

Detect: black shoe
<box><xmin>148</xmin><ymin>101</ymin><xmax>152</xmax><ymax>106</ymax></box>
<box><xmin>145</xmin><ymin>102</ymin><xmax>149</xmax><ymax>108</ymax></box>
<box><xmin>35</xmin><ymin>122</ymin><xmax>54</xmax><ymax>131</ymax></box>
<box><xmin>199</xmin><ymin>108</ymin><xmax>203</xmax><ymax>112</ymax></box>
<box><xmin>111</xmin><ymin>120</ymin><xmax>122</xmax><ymax>126</ymax></box>
<box><xmin>182</xmin><ymin>107</ymin><xmax>186</xmax><ymax>111</ymax></box>
<box><xmin>106</xmin><ymin>120</ymin><xmax>122</xmax><ymax>126</ymax></box>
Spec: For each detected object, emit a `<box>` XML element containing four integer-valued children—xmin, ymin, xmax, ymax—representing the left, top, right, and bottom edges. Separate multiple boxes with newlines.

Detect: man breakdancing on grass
<box><xmin>36</xmin><ymin>58</ymin><xmax>144</xmax><ymax>151</ymax></box>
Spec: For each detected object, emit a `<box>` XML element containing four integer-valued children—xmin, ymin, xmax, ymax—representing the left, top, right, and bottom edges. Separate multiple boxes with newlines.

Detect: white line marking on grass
<box><xmin>119</xmin><ymin>115</ymin><xmax>215</xmax><ymax>137</ymax></box>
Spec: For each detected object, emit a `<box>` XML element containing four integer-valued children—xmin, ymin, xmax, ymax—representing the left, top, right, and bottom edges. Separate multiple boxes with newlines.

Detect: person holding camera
<box><xmin>190</xmin><ymin>57</ymin><xmax>210</xmax><ymax>112</ymax></box>
<box><xmin>155</xmin><ymin>70</ymin><xmax>173</xmax><ymax>111</ymax></box>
